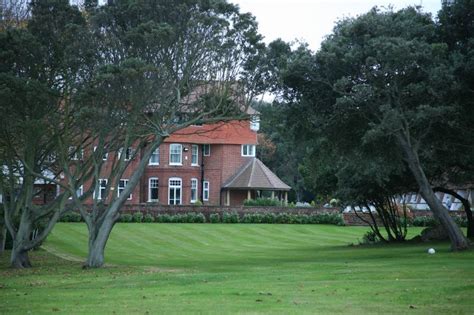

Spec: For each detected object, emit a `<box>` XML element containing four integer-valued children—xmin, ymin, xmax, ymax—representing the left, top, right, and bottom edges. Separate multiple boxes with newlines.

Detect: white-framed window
<box><xmin>94</xmin><ymin>179</ymin><xmax>107</xmax><ymax>200</ymax></box>
<box><xmin>69</xmin><ymin>185</ymin><xmax>83</xmax><ymax>200</ymax></box>
<box><xmin>118</xmin><ymin>179</ymin><xmax>132</xmax><ymax>200</ymax></box>
<box><xmin>203</xmin><ymin>144</ymin><xmax>210</xmax><ymax>156</ymax></box>
<box><xmin>94</xmin><ymin>146</ymin><xmax>108</xmax><ymax>161</ymax></box>
<box><xmin>69</xmin><ymin>146</ymin><xmax>83</xmax><ymax>160</ymax></box>
<box><xmin>241</xmin><ymin>144</ymin><xmax>256</xmax><ymax>157</ymax></box>
<box><xmin>148</xmin><ymin>177</ymin><xmax>159</xmax><ymax>202</ymax></box>
<box><xmin>168</xmin><ymin>177</ymin><xmax>182</xmax><ymax>205</ymax></box>
<box><xmin>190</xmin><ymin>178</ymin><xmax>198</xmax><ymax>203</ymax></box>
<box><xmin>191</xmin><ymin>145</ymin><xmax>199</xmax><ymax>166</ymax></box>
<box><xmin>203</xmin><ymin>181</ymin><xmax>209</xmax><ymax>201</ymax></box>
<box><xmin>169</xmin><ymin>144</ymin><xmax>182</xmax><ymax>165</ymax></box>
<box><xmin>149</xmin><ymin>148</ymin><xmax>160</xmax><ymax>165</ymax></box>
<box><xmin>118</xmin><ymin>147</ymin><xmax>133</xmax><ymax>161</ymax></box>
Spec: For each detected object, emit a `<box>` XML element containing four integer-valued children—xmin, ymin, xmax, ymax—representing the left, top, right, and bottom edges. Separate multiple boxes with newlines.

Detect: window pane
<box><xmin>149</xmin><ymin>178</ymin><xmax>159</xmax><ymax>201</ymax></box>
<box><xmin>170</xmin><ymin>144</ymin><xmax>182</xmax><ymax>164</ymax></box>
<box><xmin>191</xmin><ymin>179</ymin><xmax>197</xmax><ymax>202</ymax></box>
<box><xmin>149</xmin><ymin>148</ymin><xmax>159</xmax><ymax>165</ymax></box>
<box><xmin>203</xmin><ymin>181</ymin><xmax>209</xmax><ymax>201</ymax></box>
<box><xmin>203</xmin><ymin>144</ymin><xmax>210</xmax><ymax>156</ymax></box>
<box><xmin>192</xmin><ymin>145</ymin><xmax>198</xmax><ymax>165</ymax></box>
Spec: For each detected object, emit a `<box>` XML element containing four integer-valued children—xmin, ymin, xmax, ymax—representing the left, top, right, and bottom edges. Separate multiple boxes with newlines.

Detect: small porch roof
<box><xmin>223</xmin><ymin>158</ymin><xmax>291</xmax><ymax>191</ymax></box>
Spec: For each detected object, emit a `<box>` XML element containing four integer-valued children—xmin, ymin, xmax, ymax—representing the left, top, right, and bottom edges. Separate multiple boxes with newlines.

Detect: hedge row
<box><xmin>411</xmin><ymin>215</ymin><xmax>467</xmax><ymax>228</ymax></box>
<box><xmin>115</xmin><ymin>211</ymin><xmax>346</xmax><ymax>225</ymax></box>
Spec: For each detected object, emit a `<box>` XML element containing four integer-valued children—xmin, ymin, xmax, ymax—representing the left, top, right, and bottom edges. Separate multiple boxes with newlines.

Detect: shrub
<box><xmin>413</xmin><ymin>216</ymin><xmax>438</xmax><ymax>227</ymax></box>
<box><xmin>183</xmin><ymin>212</ymin><xmax>206</xmax><ymax>223</ymax></box>
<box><xmin>276</xmin><ymin>213</ymin><xmax>291</xmax><ymax>224</ymax></box>
<box><xmin>156</xmin><ymin>214</ymin><xmax>172</xmax><ymax>223</ymax></box>
<box><xmin>195</xmin><ymin>213</ymin><xmax>206</xmax><ymax>223</ymax></box>
<box><xmin>132</xmin><ymin>212</ymin><xmax>144</xmax><ymax>223</ymax></box>
<box><xmin>192</xmin><ymin>200</ymin><xmax>203</xmax><ymax>206</ymax></box>
<box><xmin>222</xmin><ymin>211</ymin><xmax>239</xmax><ymax>223</ymax></box>
<box><xmin>60</xmin><ymin>212</ymin><xmax>82</xmax><ymax>222</ymax></box>
<box><xmin>119</xmin><ymin>213</ymin><xmax>133</xmax><ymax>223</ymax></box>
<box><xmin>453</xmin><ymin>215</ymin><xmax>467</xmax><ymax>228</ymax></box>
<box><xmin>143</xmin><ymin>214</ymin><xmax>154</xmax><ymax>223</ymax></box>
<box><xmin>242</xmin><ymin>213</ymin><xmax>263</xmax><ymax>223</ymax></box>
<box><xmin>262</xmin><ymin>212</ymin><xmax>276</xmax><ymax>223</ymax></box>
<box><xmin>360</xmin><ymin>231</ymin><xmax>379</xmax><ymax>244</ymax></box>
<box><xmin>184</xmin><ymin>212</ymin><xmax>196</xmax><ymax>223</ymax></box>
<box><xmin>171</xmin><ymin>214</ymin><xmax>186</xmax><ymax>223</ymax></box>
<box><xmin>243</xmin><ymin>198</ymin><xmax>281</xmax><ymax>207</ymax></box>
<box><xmin>209</xmin><ymin>213</ymin><xmax>220</xmax><ymax>223</ymax></box>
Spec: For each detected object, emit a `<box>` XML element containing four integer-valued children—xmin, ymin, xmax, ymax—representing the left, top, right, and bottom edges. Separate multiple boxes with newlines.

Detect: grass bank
<box><xmin>1</xmin><ymin>224</ymin><xmax>473</xmax><ymax>314</ymax></box>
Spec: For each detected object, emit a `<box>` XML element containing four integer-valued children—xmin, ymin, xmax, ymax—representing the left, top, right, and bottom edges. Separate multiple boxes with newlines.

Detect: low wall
<box><xmin>76</xmin><ymin>204</ymin><xmax>466</xmax><ymax>226</ymax></box>
<box><xmin>119</xmin><ymin>204</ymin><xmax>340</xmax><ymax>219</ymax></box>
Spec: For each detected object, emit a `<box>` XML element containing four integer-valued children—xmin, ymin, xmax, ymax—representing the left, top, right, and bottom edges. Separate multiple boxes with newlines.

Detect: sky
<box><xmin>230</xmin><ymin>0</ymin><xmax>442</xmax><ymax>51</ymax></box>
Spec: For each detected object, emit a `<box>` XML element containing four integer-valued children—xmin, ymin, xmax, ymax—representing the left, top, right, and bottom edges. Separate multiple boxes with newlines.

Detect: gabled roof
<box><xmin>164</xmin><ymin>120</ymin><xmax>257</xmax><ymax>145</ymax></box>
<box><xmin>223</xmin><ymin>158</ymin><xmax>291</xmax><ymax>191</ymax></box>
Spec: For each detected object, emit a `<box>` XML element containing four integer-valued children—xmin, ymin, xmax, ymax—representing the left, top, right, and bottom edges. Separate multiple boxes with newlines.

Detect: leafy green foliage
<box><xmin>412</xmin><ymin>216</ymin><xmax>438</xmax><ymax>227</ymax></box>
<box><xmin>119</xmin><ymin>214</ymin><xmax>133</xmax><ymax>223</ymax></box>
<box><xmin>132</xmin><ymin>212</ymin><xmax>144</xmax><ymax>223</ymax></box>
<box><xmin>209</xmin><ymin>213</ymin><xmax>221</xmax><ymax>223</ymax></box>
<box><xmin>222</xmin><ymin>212</ymin><xmax>240</xmax><ymax>223</ymax></box>
<box><xmin>243</xmin><ymin>198</ymin><xmax>282</xmax><ymax>207</ymax></box>
<box><xmin>59</xmin><ymin>212</ymin><xmax>82</xmax><ymax>223</ymax></box>
<box><xmin>143</xmin><ymin>214</ymin><xmax>154</xmax><ymax>223</ymax></box>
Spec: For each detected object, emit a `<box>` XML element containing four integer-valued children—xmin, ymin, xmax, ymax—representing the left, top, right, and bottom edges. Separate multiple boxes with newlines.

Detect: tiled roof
<box><xmin>223</xmin><ymin>158</ymin><xmax>291</xmax><ymax>191</ymax></box>
<box><xmin>164</xmin><ymin>120</ymin><xmax>257</xmax><ymax>145</ymax></box>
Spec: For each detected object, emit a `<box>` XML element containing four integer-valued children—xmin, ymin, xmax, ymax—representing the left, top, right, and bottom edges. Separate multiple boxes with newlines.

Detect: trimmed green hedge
<box><xmin>116</xmin><ymin>211</ymin><xmax>344</xmax><ymax>226</ymax></box>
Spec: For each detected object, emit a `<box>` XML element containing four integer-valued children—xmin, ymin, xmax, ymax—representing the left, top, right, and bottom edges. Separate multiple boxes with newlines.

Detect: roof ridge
<box><xmin>248</xmin><ymin>158</ymin><xmax>256</xmax><ymax>188</ymax></box>
<box><xmin>255</xmin><ymin>158</ymin><xmax>273</xmax><ymax>187</ymax></box>
<box><xmin>223</xmin><ymin>158</ymin><xmax>253</xmax><ymax>188</ymax></box>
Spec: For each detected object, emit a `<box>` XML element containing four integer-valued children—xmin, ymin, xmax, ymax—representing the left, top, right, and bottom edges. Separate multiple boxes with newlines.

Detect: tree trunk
<box><xmin>84</xmin><ymin>217</ymin><xmax>116</xmax><ymax>268</ymax></box>
<box><xmin>0</xmin><ymin>224</ymin><xmax>6</xmax><ymax>255</ymax></box>
<box><xmin>10</xmin><ymin>214</ymin><xmax>34</xmax><ymax>268</ymax></box>
<box><xmin>10</xmin><ymin>245</ymin><xmax>32</xmax><ymax>268</ymax></box>
<box><xmin>396</xmin><ymin>133</ymin><xmax>469</xmax><ymax>251</ymax></box>
<box><xmin>434</xmin><ymin>187</ymin><xmax>474</xmax><ymax>239</ymax></box>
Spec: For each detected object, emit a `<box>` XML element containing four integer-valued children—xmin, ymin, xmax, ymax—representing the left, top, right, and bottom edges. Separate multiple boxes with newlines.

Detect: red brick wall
<box><xmin>68</xmin><ymin>126</ymin><xmax>258</xmax><ymax>207</ymax></box>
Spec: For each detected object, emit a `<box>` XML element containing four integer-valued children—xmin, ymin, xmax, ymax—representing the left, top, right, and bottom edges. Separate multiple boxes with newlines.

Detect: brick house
<box><xmin>74</xmin><ymin>117</ymin><xmax>290</xmax><ymax>207</ymax></box>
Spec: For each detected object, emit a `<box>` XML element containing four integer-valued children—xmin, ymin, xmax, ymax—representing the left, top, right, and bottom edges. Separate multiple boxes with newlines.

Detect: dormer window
<box><xmin>241</xmin><ymin>144</ymin><xmax>255</xmax><ymax>157</ymax></box>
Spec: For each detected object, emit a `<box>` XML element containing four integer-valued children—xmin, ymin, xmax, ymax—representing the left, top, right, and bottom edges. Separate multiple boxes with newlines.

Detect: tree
<box><xmin>273</xmin><ymin>7</ymin><xmax>469</xmax><ymax>250</ymax></box>
<box><xmin>61</xmin><ymin>0</ymin><xmax>264</xmax><ymax>268</ymax></box>
<box><xmin>0</xmin><ymin>0</ymin><xmax>96</xmax><ymax>267</ymax></box>
<box><xmin>431</xmin><ymin>0</ymin><xmax>474</xmax><ymax>238</ymax></box>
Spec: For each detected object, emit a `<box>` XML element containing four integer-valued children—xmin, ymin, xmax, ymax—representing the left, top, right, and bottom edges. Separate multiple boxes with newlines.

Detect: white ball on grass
<box><xmin>428</xmin><ymin>248</ymin><xmax>436</xmax><ymax>254</ymax></box>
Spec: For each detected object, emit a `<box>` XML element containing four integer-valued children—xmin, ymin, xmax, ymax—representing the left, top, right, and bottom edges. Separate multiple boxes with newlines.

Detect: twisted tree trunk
<box><xmin>396</xmin><ymin>132</ymin><xmax>469</xmax><ymax>251</ymax></box>
<box><xmin>10</xmin><ymin>216</ymin><xmax>33</xmax><ymax>268</ymax></box>
<box><xmin>84</xmin><ymin>213</ymin><xmax>117</xmax><ymax>268</ymax></box>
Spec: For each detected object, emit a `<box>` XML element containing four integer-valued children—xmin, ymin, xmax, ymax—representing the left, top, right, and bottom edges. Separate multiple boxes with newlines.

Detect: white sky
<box><xmin>231</xmin><ymin>0</ymin><xmax>442</xmax><ymax>51</ymax></box>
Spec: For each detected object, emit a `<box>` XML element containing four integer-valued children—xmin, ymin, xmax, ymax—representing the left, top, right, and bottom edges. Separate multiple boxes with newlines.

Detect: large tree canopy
<box><xmin>268</xmin><ymin>6</ymin><xmax>471</xmax><ymax>250</ymax></box>
<box><xmin>0</xmin><ymin>0</ymin><xmax>265</xmax><ymax>268</ymax></box>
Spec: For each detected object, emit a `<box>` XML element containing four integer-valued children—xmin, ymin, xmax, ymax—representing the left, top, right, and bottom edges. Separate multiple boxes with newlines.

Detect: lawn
<box><xmin>1</xmin><ymin>224</ymin><xmax>473</xmax><ymax>314</ymax></box>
